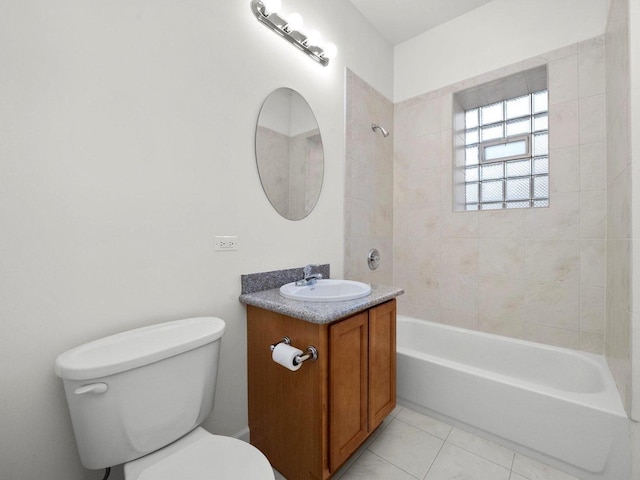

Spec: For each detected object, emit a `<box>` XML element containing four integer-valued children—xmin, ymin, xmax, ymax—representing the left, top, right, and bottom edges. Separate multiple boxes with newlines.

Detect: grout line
<box><xmin>442</xmin><ymin>438</ymin><xmax>514</xmax><ymax>473</ymax></box>
<box><xmin>507</xmin><ymin>453</ymin><xmax>518</xmax><ymax>480</ymax></box>
<box><xmin>421</xmin><ymin>438</ymin><xmax>447</xmax><ymax>480</ymax></box>
<box><xmin>391</xmin><ymin>415</ymin><xmax>451</xmax><ymax>442</ymax></box>
<box><xmin>399</xmin><ymin>410</ymin><xmax>516</xmax><ymax>472</ymax></box>
<box><xmin>365</xmin><ymin>449</ymin><xmax>423</xmax><ymax>480</ymax></box>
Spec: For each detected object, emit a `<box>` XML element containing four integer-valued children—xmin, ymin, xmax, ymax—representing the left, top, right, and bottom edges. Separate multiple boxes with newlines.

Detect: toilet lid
<box><xmin>126</xmin><ymin>431</ymin><xmax>274</xmax><ymax>480</ymax></box>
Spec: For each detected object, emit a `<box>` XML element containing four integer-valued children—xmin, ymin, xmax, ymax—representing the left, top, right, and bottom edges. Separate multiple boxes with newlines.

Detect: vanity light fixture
<box><xmin>250</xmin><ymin>0</ymin><xmax>337</xmax><ymax>66</ymax></box>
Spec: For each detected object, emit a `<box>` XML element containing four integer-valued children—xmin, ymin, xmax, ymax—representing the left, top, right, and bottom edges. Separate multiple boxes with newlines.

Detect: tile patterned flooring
<box><xmin>272</xmin><ymin>405</ymin><xmax>580</xmax><ymax>480</ymax></box>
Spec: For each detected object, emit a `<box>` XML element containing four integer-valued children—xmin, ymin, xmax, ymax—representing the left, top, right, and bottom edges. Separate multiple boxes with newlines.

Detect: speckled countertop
<box><xmin>239</xmin><ymin>284</ymin><xmax>404</xmax><ymax>324</ymax></box>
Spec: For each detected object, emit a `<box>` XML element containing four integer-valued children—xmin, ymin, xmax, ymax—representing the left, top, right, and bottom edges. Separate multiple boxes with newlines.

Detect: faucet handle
<box><xmin>303</xmin><ymin>264</ymin><xmax>318</xmax><ymax>277</ymax></box>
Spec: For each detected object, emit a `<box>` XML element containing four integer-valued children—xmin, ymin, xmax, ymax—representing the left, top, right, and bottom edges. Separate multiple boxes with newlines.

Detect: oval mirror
<box><xmin>255</xmin><ymin>88</ymin><xmax>324</xmax><ymax>220</ymax></box>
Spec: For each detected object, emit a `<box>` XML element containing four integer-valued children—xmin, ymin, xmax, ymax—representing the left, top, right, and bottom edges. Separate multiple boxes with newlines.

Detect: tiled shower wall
<box><xmin>345</xmin><ymin>69</ymin><xmax>394</xmax><ymax>285</ymax></box>
<box><xmin>392</xmin><ymin>37</ymin><xmax>607</xmax><ymax>353</ymax></box>
<box><xmin>605</xmin><ymin>0</ymin><xmax>632</xmax><ymax>414</ymax></box>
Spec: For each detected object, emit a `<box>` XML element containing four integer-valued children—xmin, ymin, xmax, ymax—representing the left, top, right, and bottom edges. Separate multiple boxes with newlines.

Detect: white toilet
<box><xmin>55</xmin><ymin>317</ymin><xmax>275</xmax><ymax>479</ymax></box>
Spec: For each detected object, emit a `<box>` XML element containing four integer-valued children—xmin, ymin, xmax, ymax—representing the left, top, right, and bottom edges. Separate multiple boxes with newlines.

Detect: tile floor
<box><xmin>272</xmin><ymin>405</ymin><xmax>580</xmax><ymax>480</ymax></box>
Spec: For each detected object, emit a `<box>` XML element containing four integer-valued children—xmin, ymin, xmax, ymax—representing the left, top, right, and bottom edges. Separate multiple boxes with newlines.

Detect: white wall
<box><xmin>0</xmin><ymin>1</ymin><xmax>392</xmax><ymax>479</ymax></box>
<box><xmin>394</xmin><ymin>0</ymin><xmax>609</xmax><ymax>102</ymax></box>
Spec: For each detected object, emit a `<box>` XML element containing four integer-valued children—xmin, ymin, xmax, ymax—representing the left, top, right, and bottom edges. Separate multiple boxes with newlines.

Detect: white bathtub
<box><xmin>396</xmin><ymin>315</ymin><xmax>630</xmax><ymax>480</ymax></box>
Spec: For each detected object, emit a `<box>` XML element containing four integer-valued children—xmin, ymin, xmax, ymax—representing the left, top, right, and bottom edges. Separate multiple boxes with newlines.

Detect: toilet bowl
<box><xmin>55</xmin><ymin>316</ymin><xmax>274</xmax><ymax>479</ymax></box>
<box><xmin>125</xmin><ymin>427</ymin><xmax>273</xmax><ymax>480</ymax></box>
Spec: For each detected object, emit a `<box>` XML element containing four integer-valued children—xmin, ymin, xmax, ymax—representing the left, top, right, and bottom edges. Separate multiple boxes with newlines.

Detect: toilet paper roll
<box><xmin>272</xmin><ymin>343</ymin><xmax>304</xmax><ymax>371</ymax></box>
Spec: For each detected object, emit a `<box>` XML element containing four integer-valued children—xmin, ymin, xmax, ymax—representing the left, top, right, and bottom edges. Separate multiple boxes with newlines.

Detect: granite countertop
<box><xmin>239</xmin><ymin>284</ymin><xmax>404</xmax><ymax>324</ymax></box>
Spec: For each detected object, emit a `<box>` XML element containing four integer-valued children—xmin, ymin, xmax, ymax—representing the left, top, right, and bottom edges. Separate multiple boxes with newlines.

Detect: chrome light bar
<box><xmin>250</xmin><ymin>0</ymin><xmax>336</xmax><ymax>67</ymax></box>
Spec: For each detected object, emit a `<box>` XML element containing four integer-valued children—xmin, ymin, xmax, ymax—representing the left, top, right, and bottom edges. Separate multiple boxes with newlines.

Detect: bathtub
<box><xmin>396</xmin><ymin>315</ymin><xmax>630</xmax><ymax>480</ymax></box>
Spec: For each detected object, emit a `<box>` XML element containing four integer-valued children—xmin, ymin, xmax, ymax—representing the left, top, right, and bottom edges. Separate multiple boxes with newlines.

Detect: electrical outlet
<box><xmin>215</xmin><ymin>236</ymin><xmax>239</xmax><ymax>251</ymax></box>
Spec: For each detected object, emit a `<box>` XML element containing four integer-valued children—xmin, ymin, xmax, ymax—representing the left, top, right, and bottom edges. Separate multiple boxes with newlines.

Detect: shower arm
<box><xmin>371</xmin><ymin>123</ymin><xmax>390</xmax><ymax>137</ymax></box>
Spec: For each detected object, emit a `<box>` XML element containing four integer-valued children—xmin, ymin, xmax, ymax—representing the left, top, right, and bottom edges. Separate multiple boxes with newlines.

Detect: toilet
<box><xmin>55</xmin><ymin>317</ymin><xmax>274</xmax><ymax>479</ymax></box>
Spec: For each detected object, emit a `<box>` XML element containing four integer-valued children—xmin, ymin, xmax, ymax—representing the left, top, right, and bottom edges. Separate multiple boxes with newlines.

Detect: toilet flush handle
<box><xmin>74</xmin><ymin>383</ymin><xmax>109</xmax><ymax>395</ymax></box>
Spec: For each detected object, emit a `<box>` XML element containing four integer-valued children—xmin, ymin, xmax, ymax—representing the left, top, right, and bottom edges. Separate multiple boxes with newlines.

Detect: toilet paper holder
<box><xmin>270</xmin><ymin>337</ymin><xmax>318</xmax><ymax>366</ymax></box>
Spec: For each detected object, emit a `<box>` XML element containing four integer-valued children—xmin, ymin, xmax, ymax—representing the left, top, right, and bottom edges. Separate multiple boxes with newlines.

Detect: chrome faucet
<box><xmin>295</xmin><ymin>264</ymin><xmax>323</xmax><ymax>286</ymax></box>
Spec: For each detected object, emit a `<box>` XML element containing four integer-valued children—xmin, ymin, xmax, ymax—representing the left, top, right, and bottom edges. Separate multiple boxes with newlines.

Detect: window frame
<box><xmin>479</xmin><ymin>134</ymin><xmax>531</xmax><ymax>164</ymax></box>
<box><xmin>459</xmin><ymin>89</ymin><xmax>549</xmax><ymax>211</ymax></box>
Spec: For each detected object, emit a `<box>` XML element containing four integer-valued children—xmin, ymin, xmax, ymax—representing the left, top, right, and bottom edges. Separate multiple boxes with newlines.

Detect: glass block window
<box><xmin>463</xmin><ymin>90</ymin><xmax>549</xmax><ymax>210</ymax></box>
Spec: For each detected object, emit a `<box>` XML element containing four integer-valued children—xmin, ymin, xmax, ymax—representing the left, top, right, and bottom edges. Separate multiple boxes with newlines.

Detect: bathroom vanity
<box><xmin>240</xmin><ymin>275</ymin><xmax>402</xmax><ymax>480</ymax></box>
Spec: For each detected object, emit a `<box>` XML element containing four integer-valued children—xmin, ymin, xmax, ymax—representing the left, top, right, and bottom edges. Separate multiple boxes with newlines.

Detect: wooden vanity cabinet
<box><xmin>247</xmin><ymin>299</ymin><xmax>396</xmax><ymax>480</ymax></box>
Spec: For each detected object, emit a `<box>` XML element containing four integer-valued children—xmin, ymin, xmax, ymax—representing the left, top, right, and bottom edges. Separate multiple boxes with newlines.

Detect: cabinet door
<box><xmin>247</xmin><ymin>307</ymin><xmax>328</xmax><ymax>480</ymax></box>
<box><xmin>329</xmin><ymin>311</ymin><xmax>368</xmax><ymax>472</ymax></box>
<box><xmin>368</xmin><ymin>300</ymin><xmax>396</xmax><ymax>430</ymax></box>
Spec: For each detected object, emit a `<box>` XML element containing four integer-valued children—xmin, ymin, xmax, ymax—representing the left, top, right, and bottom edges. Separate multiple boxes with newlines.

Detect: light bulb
<box><xmin>305</xmin><ymin>29</ymin><xmax>322</xmax><ymax>47</ymax></box>
<box><xmin>285</xmin><ymin>12</ymin><xmax>303</xmax><ymax>32</ymax></box>
<box><xmin>261</xmin><ymin>0</ymin><xmax>281</xmax><ymax>15</ymax></box>
<box><xmin>322</xmin><ymin>42</ymin><xmax>337</xmax><ymax>59</ymax></box>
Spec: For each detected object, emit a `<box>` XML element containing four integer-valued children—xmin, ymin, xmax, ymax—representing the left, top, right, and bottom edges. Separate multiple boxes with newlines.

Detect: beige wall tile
<box><xmin>407</xmin><ymin>97</ymin><xmax>440</xmax><ymax>137</ymax></box>
<box><xmin>579</xmin><ymin>94</ymin><xmax>606</xmax><ymax>144</ymax></box>
<box><xmin>374</xmin><ymin>188</ymin><xmax>394</xmax><ymax>237</ymax></box>
<box><xmin>525</xmin><ymin>192</ymin><xmax>579</xmax><ymax>238</ymax></box>
<box><xmin>478</xmin><ymin>209</ymin><xmax>526</xmax><ymax>238</ymax></box>
<box><xmin>479</xmin><ymin>276</ymin><xmax>525</xmax><ymax>322</ymax></box>
<box><xmin>525</xmin><ymin>238</ymin><xmax>580</xmax><ymax>283</ymax></box>
<box><xmin>479</xmin><ymin>315</ymin><xmax>524</xmax><ymax>339</ymax></box>
<box><xmin>580</xmin><ymin>239</ymin><xmax>606</xmax><ymax>287</ymax></box>
<box><xmin>606</xmin><ymin>100</ymin><xmax>631</xmax><ymax>182</ymax></box>
<box><xmin>406</xmin><ymin>270</ymin><xmax>441</xmax><ymax>307</ymax></box>
<box><xmin>398</xmin><ymin>302</ymin><xmax>443</xmax><ymax>323</ymax></box>
<box><xmin>580</xmin><ymin>285</ymin><xmax>605</xmax><ymax>335</ymax></box>
<box><xmin>440</xmin><ymin>94</ymin><xmax>453</xmax><ymax>131</ymax></box>
<box><xmin>523</xmin><ymin>324</ymin><xmax>580</xmax><ymax>350</ymax></box>
<box><xmin>580</xmin><ymin>190</ymin><xmax>607</xmax><ymax>238</ymax></box>
<box><xmin>348</xmin><ymin>156</ymin><xmax>375</xmax><ymax>202</ymax></box>
<box><xmin>579</xmin><ymin>45</ymin><xmax>606</xmax><ymax>98</ymax></box>
<box><xmin>607</xmin><ymin>238</ymin><xmax>631</xmax><ymax>308</ymax></box>
<box><xmin>407</xmin><ymin>168</ymin><xmax>441</xmax><ymax>205</ymax></box>
<box><xmin>441</xmin><ymin>310</ymin><xmax>479</xmax><ymax>330</ymax></box>
<box><xmin>407</xmin><ymin>203</ymin><xmax>441</xmax><ymax>237</ymax></box>
<box><xmin>525</xmin><ymin>280</ymin><xmax>580</xmax><ymax>330</ymax></box>
<box><xmin>580</xmin><ymin>142</ymin><xmax>607</xmax><ymax>191</ymax></box>
<box><xmin>550</xmin><ymin>146</ymin><xmax>580</xmax><ymax>193</ymax></box>
<box><xmin>439</xmin><ymin>130</ymin><xmax>453</xmax><ymax>167</ymax></box>
<box><xmin>396</xmin><ymin>133</ymin><xmax>441</xmax><ymax>171</ymax></box>
<box><xmin>580</xmin><ymin>332</ymin><xmax>604</xmax><ymax>354</ymax></box>
<box><xmin>349</xmin><ymin>197</ymin><xmax>374</xmax><ymax>238</ymax></box>
<box><xmin>393</xmin><ymin>237</ymin><xmax>412</xmax><ymax>270</ymax></box>
<box><xmin>440</xmin><ymin>275</ymin><xmax>478</xmax><ymax>313</ymax></box>
<box><xmin>549</xmin><ymin>100</ymin><xmax>580</xmax><ymax>148</ymax></box>
<box><xmin>548</xmin><ymin>54</ymin><xmax>579</xmax><ymax>104</ymax></box>
<box><xmin>607</xmin><ymin>169</ymin><xmax>631</xmax><ymax>238</ymax></box>
<box><xmin>393</xmin><ymin>207</ymin><xmax>409</xmax><ymax>237</ymax></box>
<box><xmin>479</xmin><ymin>237</ymin><xmax>525</xmax><ymax>278</ymax></box>
<box><xmin>408</xmin><ymin>237</ymin><xmax>442</xmax><ymax>274</ymax></box>
<box><xmin>441</xmin><ymin>209</ymin><xmax>479</xmax><ymax>238</ymax></box>
<box><xmin>440</xmin><ymin>165</ymin><xmax>454</xmax><ymax>206</ymax></box>
<box><xmin>441</xmin><ymin>238</ymin><xmax>479</xmax><ymax>275</ymax></box>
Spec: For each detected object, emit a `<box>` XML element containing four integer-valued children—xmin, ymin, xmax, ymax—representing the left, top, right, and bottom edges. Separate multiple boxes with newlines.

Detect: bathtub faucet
<box><xmin>295</xmin><ymin>264</ymin><xmax>323</xmax><ymax>286</ymax></box>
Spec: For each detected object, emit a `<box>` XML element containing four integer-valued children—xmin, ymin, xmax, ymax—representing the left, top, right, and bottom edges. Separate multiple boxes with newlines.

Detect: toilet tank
<box><xmin>55</xmin><ymin>317</ymin><xmax>225</xmax><ymax>470</ymax></box>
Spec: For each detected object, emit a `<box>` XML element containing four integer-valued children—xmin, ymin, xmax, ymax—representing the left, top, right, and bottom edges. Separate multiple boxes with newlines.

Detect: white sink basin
<box><xmin>279</xmin><ymin>279</ymin><xmax>372</xmax><ymax>302</ymax></box>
